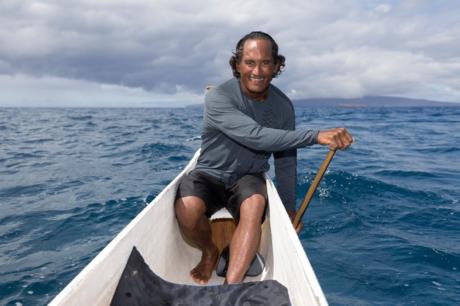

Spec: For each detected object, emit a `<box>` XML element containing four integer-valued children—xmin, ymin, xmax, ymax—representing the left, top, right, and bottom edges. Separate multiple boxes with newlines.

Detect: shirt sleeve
<box><xmin>205</xmin><ymin>89</ymin><xmax>318</xmax><ymax>152</ymax></box>
<box><xmin>273</xmin><ymin>102</ymin><xmax>297</xmax><ymax>213</ymax></box>
<box><xmin>274</xmin><ymin>149</ymin><xmax>297</xmax><ymax>212</ymax></box>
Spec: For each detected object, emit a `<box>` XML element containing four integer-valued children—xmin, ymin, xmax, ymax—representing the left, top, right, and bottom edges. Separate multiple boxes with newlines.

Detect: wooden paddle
<box><xmin>293</xmin><ymin>149</ymin><xmax>337</xmax><ymax>229</ymax></box>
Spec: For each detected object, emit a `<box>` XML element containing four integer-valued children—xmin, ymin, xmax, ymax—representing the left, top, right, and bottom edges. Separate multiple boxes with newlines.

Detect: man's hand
<box><xmin>317</xmin><ymin>128</ymin><xmax>353</xmax><ymax>150</ymax></box>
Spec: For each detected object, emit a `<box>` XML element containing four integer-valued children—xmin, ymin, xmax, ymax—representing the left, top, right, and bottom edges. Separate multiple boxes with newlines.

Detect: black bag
<box><xmin>110</xmin><ymin>247</ymin><xmax>291</xmax><ymax>306</ymax></box>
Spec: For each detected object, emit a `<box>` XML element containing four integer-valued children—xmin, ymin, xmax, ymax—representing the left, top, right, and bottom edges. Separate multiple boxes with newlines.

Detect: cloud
<box><xmin>0</xmin><ymin>0</ymin><xmax>459</xmax><ymax>106</ymax></box>
<box><xmin>282</xmin><ymin>46</ymin><xmax>460</xmax><ymax>101</ymax></box>
<box><xmin>0</xmin><ymin>74</ymin><xmax>204</xmax><ymax>107</ymax></box>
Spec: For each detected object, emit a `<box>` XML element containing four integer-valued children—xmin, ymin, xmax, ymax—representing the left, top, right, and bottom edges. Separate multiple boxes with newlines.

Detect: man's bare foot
<box><xmin>190</xmin><ymin>245</ymin><xmax>219</xmax><ymax>285</ymax></box>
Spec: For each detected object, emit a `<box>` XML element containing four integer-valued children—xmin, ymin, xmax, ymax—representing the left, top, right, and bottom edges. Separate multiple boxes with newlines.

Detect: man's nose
<box><xmin>252</xmin><ymin>63</ymin><xmax>261</xmax><ymax>75</ymax></box>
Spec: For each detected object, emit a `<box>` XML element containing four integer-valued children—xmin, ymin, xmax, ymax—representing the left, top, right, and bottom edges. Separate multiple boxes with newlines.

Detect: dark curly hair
<box><xmin>229</xmin><ymin>31</ymin><xmax>286</xmax><ymax>78</ymax></box>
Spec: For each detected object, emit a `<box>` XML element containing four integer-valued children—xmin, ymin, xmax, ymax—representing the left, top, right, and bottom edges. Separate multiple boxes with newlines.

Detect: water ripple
<box><xmin>1</xmin><ymin>106</ymin><xmax>459</xmax><ymax>305</ymax></box>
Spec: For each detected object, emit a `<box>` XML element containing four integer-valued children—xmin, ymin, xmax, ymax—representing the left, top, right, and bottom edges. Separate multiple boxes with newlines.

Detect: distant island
<box><xmin>293</xmin><ymin>96</ymin><xmax>459</xmax><ymax>108</ymax></box>
<box><xmin>185</xmin><ymin>96</ymin><xmax>459</xmax><ymax>109</ymax></box>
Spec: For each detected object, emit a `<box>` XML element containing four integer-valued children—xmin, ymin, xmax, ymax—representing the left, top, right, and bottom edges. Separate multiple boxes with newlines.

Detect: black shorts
<box><xmin>176</xmin><ymin>170</ymin><xmax>268</xmax><ymax>222</ymax></box>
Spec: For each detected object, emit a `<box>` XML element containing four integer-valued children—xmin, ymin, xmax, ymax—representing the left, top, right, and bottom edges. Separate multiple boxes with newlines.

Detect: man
<box><xmin>175</xmin><ymin>31</ymin><xmax>353</xmax><ymax>285</ymax></box>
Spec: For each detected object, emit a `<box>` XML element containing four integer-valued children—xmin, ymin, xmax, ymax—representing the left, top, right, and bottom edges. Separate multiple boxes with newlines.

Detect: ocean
<box><xmin>0</xmin><ymin>106</ymin><xmax>459</xmax><ymax>305</ymax></box>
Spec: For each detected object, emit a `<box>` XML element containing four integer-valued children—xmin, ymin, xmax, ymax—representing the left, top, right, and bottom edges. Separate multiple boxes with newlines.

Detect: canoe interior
<box><xmin>49</xmin><ymin>151</ymin><xmax>327</xmax><ymax>306</ymax></box>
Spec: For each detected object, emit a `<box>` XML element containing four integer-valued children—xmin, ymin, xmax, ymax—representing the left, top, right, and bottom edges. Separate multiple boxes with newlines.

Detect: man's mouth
<box><xmin>249</xmin><ymin>75</ymin><xmax>265</xmax><ymax>81</ymax></box>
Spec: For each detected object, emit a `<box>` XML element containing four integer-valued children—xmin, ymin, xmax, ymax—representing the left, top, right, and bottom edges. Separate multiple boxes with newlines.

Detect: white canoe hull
<box><xmin>49</xmin><ymin>151</ymin><xmax>328</xmax><ymax>306</ymax></box>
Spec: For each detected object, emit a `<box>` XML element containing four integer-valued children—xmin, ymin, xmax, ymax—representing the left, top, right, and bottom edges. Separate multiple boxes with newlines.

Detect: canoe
<box><xmin>49</xmin><ymin>150</ymin><xmax>328</xmax><ymax>306</ymax></box>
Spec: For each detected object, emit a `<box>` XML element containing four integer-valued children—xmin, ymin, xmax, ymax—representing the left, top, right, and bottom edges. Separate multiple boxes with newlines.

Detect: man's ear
<box><xmin>273</xmin><ymin>61</ymin><xmax>281</xmax><ymax>76</ymax></box>
<box><xmin>235</xmin><ymin>60</ymin><xmax>242</xmax><ymax>74</ymax></box>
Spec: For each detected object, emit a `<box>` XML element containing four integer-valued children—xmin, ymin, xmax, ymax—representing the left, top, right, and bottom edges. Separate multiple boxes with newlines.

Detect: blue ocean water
<box><xmin>0</xmin><ymin>106</ymin><xmax>459</xmax><ymax>306</ymax></box>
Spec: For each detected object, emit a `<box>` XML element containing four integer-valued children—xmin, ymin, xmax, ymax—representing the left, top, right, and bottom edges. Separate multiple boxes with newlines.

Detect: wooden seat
<box><xmin>210</xmin><ymin>209</ymin><xmax>236</xmax><ymax>254</ymax></box>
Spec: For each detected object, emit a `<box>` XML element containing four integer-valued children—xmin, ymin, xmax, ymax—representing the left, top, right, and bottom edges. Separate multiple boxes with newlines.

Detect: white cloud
<box><xmin>282</xmin><ymin>47</ymin><xmax>458</xmax><ymax>97</ymax></box>
<box><xmin>375</xmin><ymin>4</ymin><xmax>392</xmax><ymax>14</ymax></box>
<box><xmin>0</xmin><ymin>74</ymin><xmax>203</xmax><ymax>107</ymax></box>
<box><xmin>0</xmin><ymin>0</ymin><xmax>459</xmax><ymax>106</ymax></box>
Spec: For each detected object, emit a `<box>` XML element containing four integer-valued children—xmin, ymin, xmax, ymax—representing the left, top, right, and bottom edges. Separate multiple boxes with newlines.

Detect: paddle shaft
<box><xmin>293</xmin><ymin>149</ymin><xmax>337</xmax><ymax>229</ymax></box>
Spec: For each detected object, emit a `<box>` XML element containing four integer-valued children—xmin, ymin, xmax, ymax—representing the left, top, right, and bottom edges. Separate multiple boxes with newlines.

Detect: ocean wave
<box><xmin>375</xmin><ymin>169</ymin><xmax>440</xmax><ymax>178</ymax></box>
<box><xmin>396</xmin><ymin>207</ymin><xmax>458</xmax><ymax>231</ymax></box>
<box><xmin>1</xmin><ymin>107</ymin><xmax>459</xmax><ymax>305</ymax></box>
<box><xmin>0</xmin><ymin>183</ymin><xmax>48</xmax><ymax>199</ymax></box>
<box><xmin>415</xmin><ymin>146</ymin><xmax>460</xmax><ymax>154</ymax></box>
<box><xmin>67</xmin><ymin>115</ymin><xmax>93</xmax><ymax>121</ymax></box>
<box><xmin>297</xmin><ymin>170</ymin><xmax>449</xmax><ymax>205</ymax></box>
<box><xmin>140</xmin><ymin>143</ymin><xmax>189</xmax><ymax>155</ymax></box>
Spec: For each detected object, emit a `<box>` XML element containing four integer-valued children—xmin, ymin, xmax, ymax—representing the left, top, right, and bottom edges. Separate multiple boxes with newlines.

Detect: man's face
<box><xmin>236</xmin><ymin>39</ymin><xmax>279</xmax><ymax>101</ymax></box>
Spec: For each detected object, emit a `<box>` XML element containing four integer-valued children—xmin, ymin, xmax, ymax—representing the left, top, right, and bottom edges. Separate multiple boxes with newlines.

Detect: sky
<box><xmin>1</xmin><ymin>0</ymin><xmax>459</xmax><ymax>107</ymax></box>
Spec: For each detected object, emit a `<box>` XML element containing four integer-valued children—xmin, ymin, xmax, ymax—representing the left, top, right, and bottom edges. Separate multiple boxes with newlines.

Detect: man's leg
<box><xmin>175</xmin><ymin>196</ymin><xmax>219</xmax><ymax>285</ymax></box>
<box><xmin>225</xmin><ymin>194</ymin><xmax>266</xmax><ymax>284</ymax></box>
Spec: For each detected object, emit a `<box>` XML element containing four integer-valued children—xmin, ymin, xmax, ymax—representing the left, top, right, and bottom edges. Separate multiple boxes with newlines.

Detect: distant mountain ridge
<box><xmin>293</xmin><ymin>96</ymin><xmax>459</xmax><ymax>108</ymax></box>
<box><xmin>185</xmin><ymin>96</ymin><xmax>459</xmax><ymax>109</ymax></box>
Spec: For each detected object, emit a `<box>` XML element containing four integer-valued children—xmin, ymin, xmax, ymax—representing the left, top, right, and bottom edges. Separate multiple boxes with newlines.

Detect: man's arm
<box><xmin>205</xmin><ymin>89</ymin><xmax>318</xmax><ymax>151</ymax></box>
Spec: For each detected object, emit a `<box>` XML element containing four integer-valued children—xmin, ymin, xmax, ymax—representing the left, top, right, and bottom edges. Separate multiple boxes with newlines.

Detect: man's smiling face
<box><xmin>236</xmin><ymin>39</ymin><xmax>279</xmax><ymax>101</ymax></box>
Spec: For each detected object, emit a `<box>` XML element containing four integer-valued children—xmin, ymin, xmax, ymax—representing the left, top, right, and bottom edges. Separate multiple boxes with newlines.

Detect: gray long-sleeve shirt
<box><xmin>195</xmin><ymin>78</ymin><xmax>318</xmax><ymax>212</ymax></box>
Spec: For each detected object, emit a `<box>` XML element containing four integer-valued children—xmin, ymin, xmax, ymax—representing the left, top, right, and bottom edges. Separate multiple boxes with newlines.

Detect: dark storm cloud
<box><xmin>0</xmin><ymin>1</ymin><xmax>241</xmax><ymax>94</ymax></box>
<box><xmin>1</xmin><ymin>0</ymin><xmax>459</xmax><ymax>106</ymax></box>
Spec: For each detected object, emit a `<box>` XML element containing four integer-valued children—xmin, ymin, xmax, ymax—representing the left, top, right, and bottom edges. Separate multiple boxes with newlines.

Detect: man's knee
<box><xmin>175</xmin><ymin>196</ymin><xmax>207</xmax><ymax>227</ymax></box>
<box><xmin>239</xmin><ymin>194</ymin><xmax>266</xmax><ymax>223</ymax></box>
